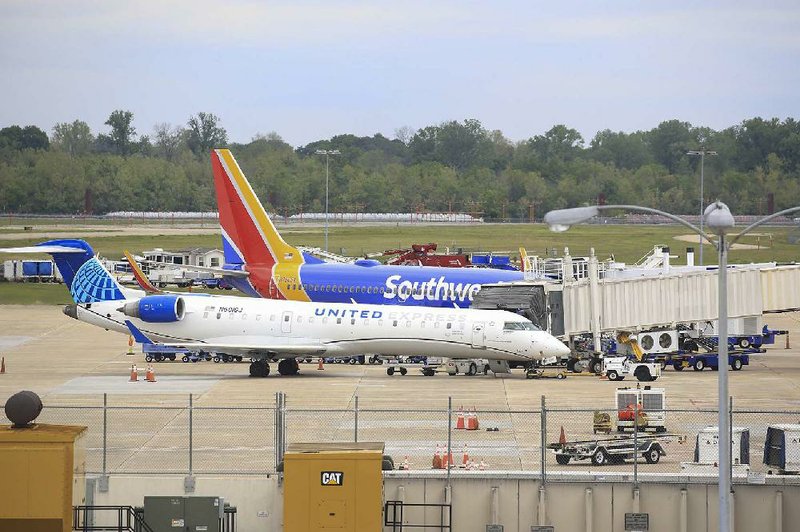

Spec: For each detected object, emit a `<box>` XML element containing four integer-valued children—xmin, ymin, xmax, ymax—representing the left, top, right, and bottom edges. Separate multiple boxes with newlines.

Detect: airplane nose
<box><xmin>552</xmin><ymin>338</ymin><xmax>571</xmax><ymax>357</ymax></box>
<box><xmin>63</xmin><ymin>304</ymin><xmax>78</xmax><ymax>320</ymax></box>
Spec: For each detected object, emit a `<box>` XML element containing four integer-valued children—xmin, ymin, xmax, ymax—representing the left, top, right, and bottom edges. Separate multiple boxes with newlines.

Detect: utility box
<box><xmin>0</xmin><ymin>424</ymin><xmax>87</xmax><ymax>532</ymax></box>
<box><xmin>284</xmin><ymin>442</ymin><xmax>384</xmax><ymax>532</ymax></box>
<box><xmin>143</xmin><ymin>496</ymin><xmax>223</xmax><ymax>532</ymax></box>
<box><xmin>764</xmin><ymin>424</ymin><xmax>800</xmax><ymax>473</ymax></box>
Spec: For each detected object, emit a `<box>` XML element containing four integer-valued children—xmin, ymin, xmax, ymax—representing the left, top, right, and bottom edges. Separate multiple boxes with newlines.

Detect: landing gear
<box><xmin>278</xmin><ymin>358</ymin><xmax>300</xmax><ymax>376</ymax></box>
<box><xmin>249</xmin><ymin>360</ymin><xmax>270</xmax><ymax>378</ymax></box>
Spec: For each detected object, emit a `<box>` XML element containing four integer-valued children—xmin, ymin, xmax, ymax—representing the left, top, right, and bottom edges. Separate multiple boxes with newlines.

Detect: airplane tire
<box><xmin>250</xmin><ymin>360</ymin><xmax>270</xmax><ymax>377</ymax></box>
<box><xmin>278</xmin><ymin>359</ymin><xmax>298</xmax><ymax>376</ymax></box>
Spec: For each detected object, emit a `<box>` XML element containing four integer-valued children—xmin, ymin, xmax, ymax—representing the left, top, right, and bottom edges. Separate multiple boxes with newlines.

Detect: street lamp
<box><xmin>315</xmin><ymin>149</ymin><xmax>340</xmax><ymax>252</ymax></box>
<box><xmin>544</xmin><ymin>202</ymin><xmax>800</xmax><ymax>532</ymax></box>
<box><xmin>687</xmin><ymin>148</ymin><xmax>718</xmax><ymax>266</ymax></box>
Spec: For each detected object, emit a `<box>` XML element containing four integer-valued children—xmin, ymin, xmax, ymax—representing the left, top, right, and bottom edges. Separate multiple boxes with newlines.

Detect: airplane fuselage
<box><xmin>73</xmin><ymin>293</ymin><xmax>567</xmax><ymax>362</ymax></box>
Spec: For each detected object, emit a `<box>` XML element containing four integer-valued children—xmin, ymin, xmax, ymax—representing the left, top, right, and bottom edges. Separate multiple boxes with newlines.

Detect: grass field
<box><xmin>0</xmin><ymin>222</ymin><xmax>796</xmax><ymax>263</ymax></box>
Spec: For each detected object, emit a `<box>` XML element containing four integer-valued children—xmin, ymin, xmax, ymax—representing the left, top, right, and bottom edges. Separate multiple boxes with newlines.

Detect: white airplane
<box><xmin>1</xmin><ymin>239</ymin><xmax>570</xmax><ymax>377</ymax></box>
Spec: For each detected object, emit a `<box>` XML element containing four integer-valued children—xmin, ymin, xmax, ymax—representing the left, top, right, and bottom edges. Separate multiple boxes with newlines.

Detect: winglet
<box><xmin>124</xmin><ymin>250</ymin><xmax>162</xmax><ymax>294</ymax></box>
<box><xmin>124</xmin><ymin>320</ymin><xmax>154</xmax><ymax>345</ymax></box>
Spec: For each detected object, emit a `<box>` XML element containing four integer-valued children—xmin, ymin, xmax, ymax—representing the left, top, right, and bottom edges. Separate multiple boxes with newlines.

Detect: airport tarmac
<box><xmin>2</xmin><ymin>305</ymin><xmax>800</xmax><ymax>474</ymax></box>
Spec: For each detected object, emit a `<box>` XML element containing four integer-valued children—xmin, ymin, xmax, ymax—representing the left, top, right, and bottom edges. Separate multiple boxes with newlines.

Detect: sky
<box><xmin>1</xmin><ymin>0</ymin><xmax>799</xmax><ymax>147</ymax></box>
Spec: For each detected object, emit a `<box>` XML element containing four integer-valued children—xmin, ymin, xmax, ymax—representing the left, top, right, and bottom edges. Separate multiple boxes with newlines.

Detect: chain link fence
<box><xmin>4</xmin><ymin>394</ymin><xmax>799</xmax><ymax>483</ymax></box>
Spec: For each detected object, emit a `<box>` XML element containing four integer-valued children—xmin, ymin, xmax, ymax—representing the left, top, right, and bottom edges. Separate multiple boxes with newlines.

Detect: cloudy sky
<box><xmin>1</xmin><ymin>0</ymin><xmax>798</xmax><ymax>146</ymax></box>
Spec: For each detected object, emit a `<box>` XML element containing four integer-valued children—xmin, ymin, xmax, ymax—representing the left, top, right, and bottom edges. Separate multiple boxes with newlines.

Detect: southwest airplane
<box><xmin>0</xmin><ymin>240</ymin><xmax>569</xmax><ymax>377</ymax></box>
<box><xmin>211</xmin><ymin>149</ymin><xmax>526</xmax><ymax>306</ymax></box>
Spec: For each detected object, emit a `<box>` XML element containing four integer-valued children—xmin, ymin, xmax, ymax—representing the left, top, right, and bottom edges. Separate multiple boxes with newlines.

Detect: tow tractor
<box><xmin>602</xmin><ymin>332</ymin><xmax>661</xmax><ymax>382</ymax></box>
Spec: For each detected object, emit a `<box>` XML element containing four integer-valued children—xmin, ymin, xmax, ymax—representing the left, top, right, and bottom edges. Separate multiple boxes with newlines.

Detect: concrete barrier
<box><xmin>89</xmin><ymin>471</ymin><xmax>800</xmax><ymax>531</ymax></box>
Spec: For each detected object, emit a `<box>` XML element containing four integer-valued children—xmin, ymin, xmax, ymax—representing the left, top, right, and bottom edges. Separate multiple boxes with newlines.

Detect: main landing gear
<box><xmin>247</xmin><ymin>358</ymin><xmax>302</xmax><ymax>377</ymax></box>
<box><xmin>249</xmin><ymin>360</ymin><xmax>270</xmax><ymax>378</ymax></box>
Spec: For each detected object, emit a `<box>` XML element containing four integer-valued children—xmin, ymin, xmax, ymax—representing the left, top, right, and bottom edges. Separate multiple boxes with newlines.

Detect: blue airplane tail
<box><xmin>0</xmin><ymin>239</ymin><xmax>127</xmax><ymax>304</ymax></box>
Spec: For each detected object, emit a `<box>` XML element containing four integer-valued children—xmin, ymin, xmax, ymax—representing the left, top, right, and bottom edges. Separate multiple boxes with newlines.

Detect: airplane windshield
<box><xmin>503</xmin><ymin>321</ymin><xmax>540</xmax><ymax>331</ymax></box>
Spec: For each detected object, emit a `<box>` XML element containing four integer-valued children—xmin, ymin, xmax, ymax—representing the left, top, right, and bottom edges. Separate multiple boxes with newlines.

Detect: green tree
<box><xmin>105</xmin><ymin>110</ymin><xmax>137</xmax><ymax>156</ymax></box>
<box><xmin>52</xmin><ymin>120</ymin><xmax>94</xmax><ymax>157</ymax></box>
<box><xmin>187</xmin><ymin>112</ymin><xmax>228</xmax><ymax>157</ymax></box>
<box><xmin>152</xmin><ymin>123</ymin><xmax>185</xmax><ymax>161</ymax></box>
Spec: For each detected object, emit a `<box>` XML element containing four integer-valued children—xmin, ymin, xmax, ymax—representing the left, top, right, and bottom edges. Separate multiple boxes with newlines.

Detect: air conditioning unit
<box><xmin>636</xmin><ymin>330</ymin><xmax>678</xmax><ymax>354</ymax></box>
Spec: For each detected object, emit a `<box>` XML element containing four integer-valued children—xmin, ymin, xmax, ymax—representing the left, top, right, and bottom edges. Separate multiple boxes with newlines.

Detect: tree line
<box><xmin>1</xmin><ymin>110</ymin><xmax>798</xmax><ymax>218</ymax></box>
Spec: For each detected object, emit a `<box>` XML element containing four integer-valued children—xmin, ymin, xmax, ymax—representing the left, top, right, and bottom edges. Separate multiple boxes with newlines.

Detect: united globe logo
<box><xmin>70</xmin><ymin>259</ymin><xmax>124</xmax><ymax>303</ymax></box>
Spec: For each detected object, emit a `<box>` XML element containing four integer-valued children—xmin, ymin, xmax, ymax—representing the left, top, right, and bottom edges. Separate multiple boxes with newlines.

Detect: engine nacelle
<box><xmin>121</xmin><ymin>295</ymin><xmax>186</xmax><ymax>323</ymax></box>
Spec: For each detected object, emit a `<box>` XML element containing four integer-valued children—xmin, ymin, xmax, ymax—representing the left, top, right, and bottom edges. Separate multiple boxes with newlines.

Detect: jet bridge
<box><xmin>474</xmin><ymin>257</ymin><xmax>800</xmax><ymax>344</ymax></box>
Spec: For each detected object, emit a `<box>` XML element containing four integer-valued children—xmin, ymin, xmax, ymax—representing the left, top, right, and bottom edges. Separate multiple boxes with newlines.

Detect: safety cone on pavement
<box><xmin>466</xmin><ymin>407</ymin><xmax>479</xmax><ymax>430</ymax></box>
<box><xmin>127</xmin><ymin>335</ymin><xmax>134</xmax><ymax>356</ymax></box>
<box><xmin>446</xmin><ymin>449</ymin><xmax>454</xmax><ymax>468</ymax></box>
<box><xmin>401</xmin><ymin>456</ymin><xmax>410</xmax><ymax>470</ymax></box>
<box><xmin>129</xmin><ymin>364</ymin><xmax>138</xmax><ymax>382</ymax></box>
<box><xmin>461</xmin><ymin>444</ymin><xmax>470</xmax><ymax>467</ymax></box>
<box><xmin>559</xmin><ymin>426</ymin><xmax>567</xmax><ymax>445</ymax></box>
<box><xmin>432</xmin><ymin>444</ymin><xmax>443</xmax><ymax>469</ymax></box>
<box><xmin>1</xmin><ymin>356</ymin><xmax>5</xmax><ymax>374</ymax></box>
<box><xmin>456</xmin><ymin>405</ymin><xmax>465</xmax><ymax>429</ymax></box>
<box><xmin>317</xmin><ymin>358</ymin><xmax>325</xmax><ymax>370</ymax></box>
<box><xmin>146</xmin><ymin>364</ymin><xmax>156</xmax><ymax>383</ymax></box>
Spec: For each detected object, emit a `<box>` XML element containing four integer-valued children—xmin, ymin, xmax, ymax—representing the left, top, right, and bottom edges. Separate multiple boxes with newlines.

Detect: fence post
<box><xmin>99</xmin><ymin>393</ymin><xmax>109</xmax><ymax>493</ymax></box>
<box><xmin>447</xmin><ymin>397</ymin><xmax>452</xmax><ymax>487</ymax></box>
<box><xmin>540</xmin><ymin>395</ymin><xmax>546</xmax><ymax>485</ymax></box>
<box><xmin>354</xmin><ymin>396</ymin><xmax>359</xmax><ymax>443</ymax></box>
<box><xmin>185</xmin><ymin>394</ymin><xmax>195</xmax><ymax>493</ymax></box>
<box><xmin>633</xmin><ymin>402</ymin><xmax>638</xmax><ymax>488</ymax></box>
<box><xmin>729</xmin><ymin>395</ymin><xmax>734</xmax><ymax>490</ymax></box>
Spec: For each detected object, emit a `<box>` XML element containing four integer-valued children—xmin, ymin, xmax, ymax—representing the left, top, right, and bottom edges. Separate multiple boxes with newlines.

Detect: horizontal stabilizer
<box><xmin>0</xmin><ymin>245</ymin><xmax>86</xmax><ymax>254</ymax></box>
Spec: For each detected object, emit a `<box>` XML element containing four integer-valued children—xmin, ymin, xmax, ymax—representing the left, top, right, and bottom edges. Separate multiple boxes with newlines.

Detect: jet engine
<box><xmin>121</xmin><ymin>295</ymin><xmax>186</xmax><ymax>323</ymax></box>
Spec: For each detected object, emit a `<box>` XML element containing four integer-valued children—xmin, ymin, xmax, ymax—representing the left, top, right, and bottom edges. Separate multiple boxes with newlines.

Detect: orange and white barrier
<box><xmin>127</xmin><ymin>335</ymin><xmax>134</xmax><ymax>355</ymax></box>
<box><xmin>466</xmin><ymin>407</ymin><xmax>479</xmax><ymax>430</ymax></box>
<box><xmin>455</xmin><ymin>405</ymin><xmax>465</xmax><ymax>430</ymax></box>
<box><xmin>317</xmin><ymin>358</ymin><xmax>325</xmax><ymax>370</ymax></box>
<box><xmin>461</xmin><ymin>444</ymin><xmax>470</xmax><ymax>467</ymax></box>
<box><xmin>146</xmin><ymin>364</ymin><xmax>156</xmax><ymax>383</ymax></box>
<box><xmin>432</xmin><ymin>444</ymin><xmax>443</xmax><ymax>469</ymax></box>
<box><xmin>129</xmin><ymin>364</ymin><xmax>138</xmax><ymax>382</ymax></box>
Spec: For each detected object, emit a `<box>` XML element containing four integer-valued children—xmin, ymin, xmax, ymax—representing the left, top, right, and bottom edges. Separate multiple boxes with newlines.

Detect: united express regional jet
<box><xmin>0</xmin><ymin>240</ymin><xmax>569</xmax><ymax>378</ymax></box>
<box><xmin>211</xmin><ymin>149</ymin><xmax>525</xmax><ymax>307</ymax></box>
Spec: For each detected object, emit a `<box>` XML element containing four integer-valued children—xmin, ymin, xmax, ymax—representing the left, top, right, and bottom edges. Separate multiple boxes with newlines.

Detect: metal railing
<box><xmin>384</xmin><ymin>500</ymin><xmax>452</xmax><ymax>531</ymax></box>
<box><xmin>8</xmin><ymin>394</ymin><xmax>800</xmax><ymax>486</ymax></box>
<box><xmin>73</xmin><ymin>505</ymin><xmax>154</xmax><ymax>532</ymax></box>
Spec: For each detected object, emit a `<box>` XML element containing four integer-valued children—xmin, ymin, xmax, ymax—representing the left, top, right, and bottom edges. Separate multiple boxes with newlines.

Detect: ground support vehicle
<box><xmin>616</xmin><ymin>386</ymin><xmax>667</xmax><ymax>433</ymax></box>
<box><xmin>602</xmin><ymin>356</ymin><xmax>661</xmax><ymax>382</ymax></box>
<box><xmin>446</xmin><ymin>358</ymin><xmax>491</xmax><ymax>376</ymax></box>
<box><xmin>548</xmin><ymin>434</ymin><xmax>668</xmax><ymax>466</ymax></box>
<box><xmin>385</xmin><ymin>357</ymin><xmax>444</xmax><ymax>377</ymax></box>
<box><xmin>212</xmin><ymin>353</ymin><xmax>244</xmax><ymax>363</ymax></box>
<box><xmin>143</xmin><ymin>343</ymin><xmax>184</xmax><ymax>362</ymax></box>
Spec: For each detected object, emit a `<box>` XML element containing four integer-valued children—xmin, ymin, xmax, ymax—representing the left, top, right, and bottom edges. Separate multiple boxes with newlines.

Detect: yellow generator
<box><xmin>283</xmin><ymin>442</ymin><xmax>385</xmax><ymax>532</ymax></box>
<box><xmin>0</xmin><ymin>424</ymin><xmax>87</xmax><ymax>532</ymax></box>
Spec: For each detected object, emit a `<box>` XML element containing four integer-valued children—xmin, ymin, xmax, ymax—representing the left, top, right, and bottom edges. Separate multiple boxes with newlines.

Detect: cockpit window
<box><xmin>504</xmin><ymin>321</ymin><xmax>540</xmax><ymax>331</ymax></box>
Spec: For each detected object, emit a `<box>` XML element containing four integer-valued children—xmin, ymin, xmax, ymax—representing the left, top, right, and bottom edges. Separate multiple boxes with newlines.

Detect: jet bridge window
<box><xmin>337</xmin><ymin>318</ymin><xmax>342</xmax><ymax>324</ymax></box>
<box><xmin>284</xmin><ymin>315</ymin><xmax>290</xmax><ymax>322</ymax></box>
<box><xmin>447</xmin><ymin>323</ymin><xmax>452</xmax><ymax>329</ymax></box>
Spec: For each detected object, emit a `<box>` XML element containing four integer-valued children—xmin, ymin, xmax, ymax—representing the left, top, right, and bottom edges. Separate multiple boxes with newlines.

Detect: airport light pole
<box><xmin>315</xmin><ymin>149</ymin><xmax>341</xmax><ymax>252</ymax></box>
<box><xmin>687</xmin><ymin>148</ymin><xmax>718</xmax><ymax>266</ymax></box>
<box><xmin>543</xmin><ymin>202</ymin><xmax>800</xmax><ymax>532</ymax></box>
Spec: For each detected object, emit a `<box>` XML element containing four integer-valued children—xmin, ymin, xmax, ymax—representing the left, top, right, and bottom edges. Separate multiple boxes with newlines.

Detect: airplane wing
<box><xmin>124</xmin><ymin>321</ymin><xmax>326</xmax><ymax>357</ymax></box>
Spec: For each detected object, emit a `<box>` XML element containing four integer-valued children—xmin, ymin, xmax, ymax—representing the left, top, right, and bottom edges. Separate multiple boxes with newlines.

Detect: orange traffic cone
<box><xmin>467</xmin><ymin>407</ymin><xmax>479</xmax><ymax>430</ymax></box>
<box><xmin>559</xmin><ymin>426</ymin><xmax>567</xmax><ymax>445</ymax></box>
<box><xmin>461</xmin><ymin>444</ymin><xmax>470</xmax><ymax>467</ymax></box>
<box><xmin>129</xmin><ymin>364</ymin><xmax>138</xmax><ymax>382</ymax></box>
<box><xmin>456</xmin><ymin>405</ymin><xmax>465</xmax><ymax>429</ymax></box>
<box><xmin>317</xmin><ymin>358</ymin><xmax>325</xmax><ymax>370</ymax></box>
<box><xmin>432</xmin><ymin>444</ymin><xmax>443</xmax><ymax>469</ymax></box>
<box><xmin>446</xmin><ymin>449</ymin><xmax>454</xmax><ymax>468</ymax></box>
<box><xmin>127</xmin><ymin>335</ymin><xmax>134</xmax><ymax>356</ymax></box>
<box><xmin>1</xmin><ymin>356</ymin><xmax>5</xmax><ymax>374</ymax></box>
<box><xmin>146</xmin><ymin>364</ymin><xmax>156</xmax><ymax>383</ymax></box>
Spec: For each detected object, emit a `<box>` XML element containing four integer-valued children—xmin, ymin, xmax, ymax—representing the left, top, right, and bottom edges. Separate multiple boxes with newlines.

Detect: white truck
<box><xmin>602</xmin><ymin>356</ymin><xmax>660</xmax><ymax>382</ymax></box>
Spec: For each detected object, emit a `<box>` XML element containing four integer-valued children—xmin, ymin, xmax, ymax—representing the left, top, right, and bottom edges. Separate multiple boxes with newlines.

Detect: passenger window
<box><xmin>242</xmin><ymin>314</ymin><xmax>247</xmax><ymax>320</ymax></box>
<box><xmin>393</xmin><ymin>320</ymin><xmax>398</xmax><ymax>327</ymax></box>
<box><xmin>284</xmin><ymin>315</ymin><xmax>289</xmax><ymax>322</ymax></box>
<box><xmin>377</xmin><ymin>320</ymin><xmax>383</xmax><ymax>326</ymax></box>
<box><xmin>270</xmin><ymin>315</ymin><xmax>276</xmax><ymax>321</ymax></box>
<box><xmin>447</xmin><ymin>323</ymin><xmax>452</xmax><ymax>329</ymax></box>
<box><xmin>406</xmin><ymin>321</ymin><xmax>411</xmax><ymax>327</ymax></box>
<box><xmin>351</xmin><ymin>319</ymin><xmax>356</xmax><ymax>325</ymax></box>
<box><xmin>337</xmin><ymin>318</ymin><xmax>342</xmax><ymax>324</ymax></box>
<box><xmin>216</xmin><ymin>313</ymin><xmax>221</xmax><ymax>320</ymax></box>
<box><xmin>256</xmin><ymin>314</ymin><xmax>262</xmax><ymax>321</ymax></box>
